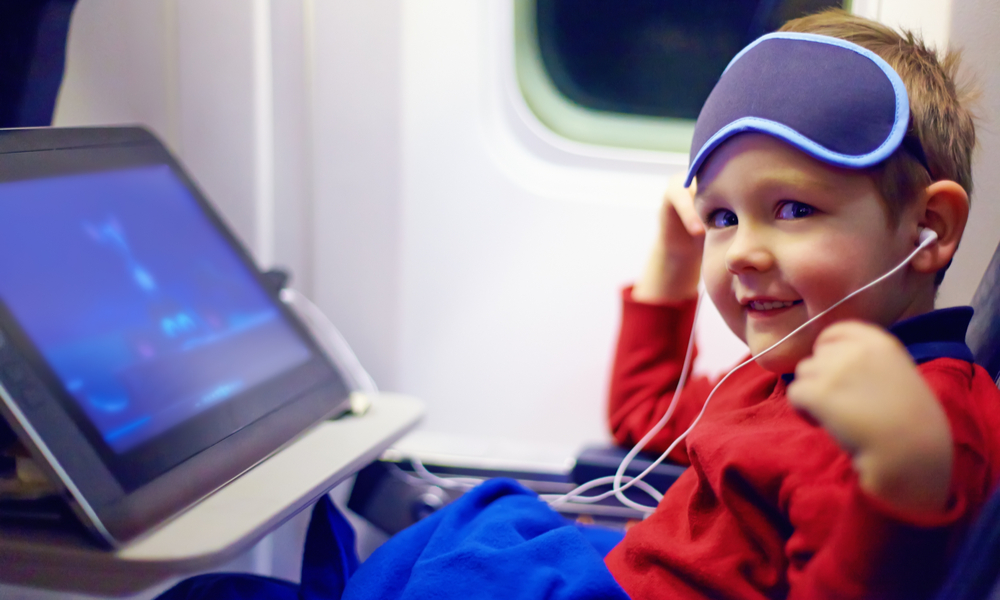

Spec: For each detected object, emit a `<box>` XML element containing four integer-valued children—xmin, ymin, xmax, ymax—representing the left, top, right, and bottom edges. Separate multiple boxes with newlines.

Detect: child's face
<box><xmin>694</xmin><ymin>134</ymin><xmax>924</xmax><ymax>374</ymax></box>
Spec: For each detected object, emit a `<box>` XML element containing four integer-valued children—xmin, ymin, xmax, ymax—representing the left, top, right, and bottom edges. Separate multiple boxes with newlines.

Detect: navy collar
<box><xmin>888</xmin><ymin>306</ymin><xmax>975</xmax><ymax>364</ymax></box>
<box><xmin>781</xmin><ymin>306</ymin><xmax>975</xmax><ymax>383</ymax></box>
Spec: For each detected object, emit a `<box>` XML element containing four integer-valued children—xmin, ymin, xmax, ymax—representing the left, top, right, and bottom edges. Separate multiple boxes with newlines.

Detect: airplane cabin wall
<box><xmin>946</xmin><ymin>0</ymin><xmax>1000</xmax><ymax>310</ymax></box>
<box><xmin>53</xmin><ymin>0</ymin><xmax>314</xmax><ymax>295</ymax></box>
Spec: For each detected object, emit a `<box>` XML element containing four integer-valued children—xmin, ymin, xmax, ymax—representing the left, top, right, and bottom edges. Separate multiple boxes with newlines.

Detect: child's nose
<box><xmin>725</xmin><ymin>226</ymin><xmax>775</xmax><ymax>274</ymax></box>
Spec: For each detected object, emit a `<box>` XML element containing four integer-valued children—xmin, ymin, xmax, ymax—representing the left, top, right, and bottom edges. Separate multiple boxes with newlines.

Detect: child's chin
<box><xmin>750</xmin><ymin>346</ymin><xmax>806</xmax><ymax>375</ymax></box>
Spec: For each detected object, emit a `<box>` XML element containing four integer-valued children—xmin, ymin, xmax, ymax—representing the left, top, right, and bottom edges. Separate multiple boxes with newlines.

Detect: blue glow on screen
<box><xmin>0</xmin><ymin>165</ymin><xmax>312</xmax><ymax>452</ymax></box>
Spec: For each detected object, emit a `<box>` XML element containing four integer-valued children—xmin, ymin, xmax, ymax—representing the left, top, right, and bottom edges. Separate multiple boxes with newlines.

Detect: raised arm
<box><xmin>608</xmin><ymin>177</ymin><xmax>713</xmax><ymax>461</ymax></box>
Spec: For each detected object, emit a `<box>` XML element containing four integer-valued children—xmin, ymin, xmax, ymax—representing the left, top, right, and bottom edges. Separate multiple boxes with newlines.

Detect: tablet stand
<box><xmin>0</xmin><ymin>392</ymin><xmax>423</xmax><ymax>596</ymax></box>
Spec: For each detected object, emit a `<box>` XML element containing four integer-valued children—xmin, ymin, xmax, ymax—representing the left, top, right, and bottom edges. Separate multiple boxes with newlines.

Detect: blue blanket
<box><xmin>157</xmin><ymin>478</ymin><xmax>629</xmax><ymax>600</ymax></box>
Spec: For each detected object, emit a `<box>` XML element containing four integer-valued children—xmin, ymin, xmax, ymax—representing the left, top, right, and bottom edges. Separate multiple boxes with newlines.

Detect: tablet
<box><xmin>0</xmin><ymin>127</ymin><xmax>352</xmax><ymax>547</ymax></box>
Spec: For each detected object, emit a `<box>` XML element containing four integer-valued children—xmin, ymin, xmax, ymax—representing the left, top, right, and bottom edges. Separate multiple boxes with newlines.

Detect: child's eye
<box><xmin>707</xmin><ymin>209</ymin><xmax>738</xmax><ymax>228</ymax></box>
<box><xmin>776</xmin><ymin>201</ymin><xmax>815</xmax><ymax>220</ymax></box>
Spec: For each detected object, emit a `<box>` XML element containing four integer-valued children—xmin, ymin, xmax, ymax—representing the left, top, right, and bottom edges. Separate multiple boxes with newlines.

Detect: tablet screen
<box><xmin>0</xmin><ymin>165</ymin><xmax>312</xmax><ymax>453</ymax></box>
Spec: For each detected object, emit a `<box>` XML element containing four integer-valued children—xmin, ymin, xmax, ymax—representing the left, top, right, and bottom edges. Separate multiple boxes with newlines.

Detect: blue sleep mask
<box><xmin>685</xmin><ymin>32</ymin><xmax>911</xmax><ymax>187</ymax></box>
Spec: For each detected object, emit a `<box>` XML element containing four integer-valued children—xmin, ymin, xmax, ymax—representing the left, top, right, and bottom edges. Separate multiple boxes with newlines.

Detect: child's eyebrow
<box><xmin>695</xmin><ymin>172</ymin><xmax>838</xmax><ymax>205</ymax></box>
<box><xmin>692</xmin><ymin>193</ymin><xmax>714</xmax><ymax>209</ymax></box>
<box><xmin>763</xmin><ymin>171</ymin><xmax>839</xmax><ymax>193</ymax></box>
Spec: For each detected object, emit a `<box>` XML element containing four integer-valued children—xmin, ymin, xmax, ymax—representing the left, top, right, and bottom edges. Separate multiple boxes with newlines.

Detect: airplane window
<box><xmin>516</xmin><ymin>0</ymin><xmax>847</xmax><ymax>153</ymax></box>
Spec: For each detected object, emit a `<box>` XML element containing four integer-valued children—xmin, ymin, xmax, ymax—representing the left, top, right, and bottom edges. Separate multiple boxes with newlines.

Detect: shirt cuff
<box><xmin>854</xmin><ymin>483</ymin><xmax>966</xmax><ymax>530</ymax></box>
<box><xmin>622</xmin><ymin>285</ymin><xmax>699</xmax><ymax>309</ymax></box>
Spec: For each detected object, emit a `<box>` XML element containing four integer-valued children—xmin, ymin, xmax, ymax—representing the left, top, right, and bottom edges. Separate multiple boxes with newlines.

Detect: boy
<box><xmin>605</xmin><ymin>10</ymin><xmax>1000</xmax><ymax>600</ymax></box>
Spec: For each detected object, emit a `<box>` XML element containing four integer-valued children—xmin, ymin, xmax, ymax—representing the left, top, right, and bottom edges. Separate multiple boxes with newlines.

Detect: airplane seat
<box><xmin>930</xmin><ymin>240</ymin><xmax>1000</xmax><ymax>600</ymax></box>
<box><xmin>966</xmin><ymin>241</ymin><xmax>1000</xmax><ymax>383</ymax></box>
<box><xmin>346</xmin><ymin>443</ymin><xmax>685</xmax><ymax>536</ymax></box>
<box><xmin>0</xmin><ymin>0</ymin><xmax>78</xmax><ymax>129</ymax></box>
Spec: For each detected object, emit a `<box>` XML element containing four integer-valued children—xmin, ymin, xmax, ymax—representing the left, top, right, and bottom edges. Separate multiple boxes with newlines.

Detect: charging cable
<box><xmin>408</xmin><ymin>457</ymin><xmax>484</xmax><ymax>490</ymax></box>
<box><xmin>280</xmin><ymin>288</ymin><xmax>378</xmax><ymax>394</ymax></box>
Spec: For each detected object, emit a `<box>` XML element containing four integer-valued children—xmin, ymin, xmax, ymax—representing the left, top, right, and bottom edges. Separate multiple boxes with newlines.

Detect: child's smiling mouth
<box><xmin>743</xmin><ymin>299</ymin><xmax>804</xmax><ymax>313</ymax></box>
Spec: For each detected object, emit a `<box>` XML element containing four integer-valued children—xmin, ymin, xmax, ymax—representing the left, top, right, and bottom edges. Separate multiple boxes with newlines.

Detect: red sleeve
<box><xmin>608</xmin><ymin>286</ymin><xmax>719</xmax><ymax>464</ymax></box>
<box><xmin>787</xmin><ymin>360</ymin><xmax>1000</xmax><ymax>600</ymax></box>
<box><xmin>788</xmin><ymin>485</ymin><xmax>964</xmax><ymax>600</ymax></box>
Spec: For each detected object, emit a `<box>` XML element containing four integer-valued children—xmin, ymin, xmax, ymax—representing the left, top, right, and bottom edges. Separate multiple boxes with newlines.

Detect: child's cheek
<box><xmin>781</xmin><ymin>241</ymin><xmax>865</xmax><ymax>315</ymax></box>
<box><xmin>701</xmin><ymin>254</ymin><xmax>747</xmax><ymax>342</ymax></box>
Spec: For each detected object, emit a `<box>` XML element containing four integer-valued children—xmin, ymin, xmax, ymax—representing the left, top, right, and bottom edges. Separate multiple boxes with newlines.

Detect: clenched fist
<box><xmin>788</xmin><ymin>321</ymin><xmax>953</xmax><ymax>513</ymax></box>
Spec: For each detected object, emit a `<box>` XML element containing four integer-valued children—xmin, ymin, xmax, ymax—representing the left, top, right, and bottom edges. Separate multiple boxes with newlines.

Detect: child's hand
<box><xmin>632</xmin><ymin>176</ymin><xmax>705</xmax><ymax>302</ymax></box>
<box><xmin>787</xmin><ymin>321</ymin><xmax>953</xmax><ymax>513</ymax></box>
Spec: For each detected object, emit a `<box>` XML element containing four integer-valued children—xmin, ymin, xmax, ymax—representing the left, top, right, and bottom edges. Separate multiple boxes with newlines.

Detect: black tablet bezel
<box><xmin>0</xmin><ymin>127</ymin><xmax>352</xmax><ymax>546</ymax></box>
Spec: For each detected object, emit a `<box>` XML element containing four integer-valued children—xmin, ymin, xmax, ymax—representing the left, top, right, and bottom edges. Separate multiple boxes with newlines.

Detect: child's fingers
<box><xmin>787</xmin><ymin>358</ymin><xmax>820</xmax><ymax>409</ymax></box>
<box><xmin>681</xmin><ymin>177</ymin><xmax>703</xmax><ymax>235</ymax></box>
<box><xmin>671</xmin><ymin>196</ymin><xmax>705</xmax><ymax>237</ymax></box>
<box><xmin>787</xmin><ymin>374</ymin><xmax>863</xmax><ymax>455</ymax></box>
<box><xmin>810</xmin><ymin>320</ymin><xmax>874</xmax><ymax>351</ymax></box>
<box><xmin>661</xmin><ymin>183</ymin><xmax>704</xmax><ymax>237</ymax></box>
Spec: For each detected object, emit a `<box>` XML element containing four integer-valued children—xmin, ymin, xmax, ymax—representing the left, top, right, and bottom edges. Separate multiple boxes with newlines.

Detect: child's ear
<box><xmin>912</xmin><ymin>180</ymin><xmax>970</xmax><ymax>275</ymax></box>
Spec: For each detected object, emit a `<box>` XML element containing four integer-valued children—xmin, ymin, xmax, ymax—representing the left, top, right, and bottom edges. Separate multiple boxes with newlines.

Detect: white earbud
<box><xmin>918</xmin><ymin>228</ymin><xmax>938</xmax><ymax>247</ymax></box>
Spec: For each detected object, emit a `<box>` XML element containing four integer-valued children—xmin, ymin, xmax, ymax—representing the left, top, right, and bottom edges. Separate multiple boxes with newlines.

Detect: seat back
<box><xmin>936</xmin><ymin>240</ymin><xmax>1000</xmax><ymax>599</ymax></box>
<box><xmin>0</xmin><ymin>0</ymin><xmax>78</xmax><ymax>128</ymax></box>
<box><xmin>967</xmin><ymin>239</ymin><xmax>1000</xmax><ymax>383</ymax></box>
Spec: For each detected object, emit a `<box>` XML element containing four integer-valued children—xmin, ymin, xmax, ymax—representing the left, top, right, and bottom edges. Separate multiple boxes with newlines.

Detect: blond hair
<box><xmin>780</xmin><ymin>10</ymin><xmax>977</xmax><ymax>224</ymax></box>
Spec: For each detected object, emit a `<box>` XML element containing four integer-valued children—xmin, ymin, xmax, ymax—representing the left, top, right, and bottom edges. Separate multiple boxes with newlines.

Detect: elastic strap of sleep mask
<box><xmin>685</xmin><ymin>32</ymin><xmax>913</xmax><ymax>187</ymax></box>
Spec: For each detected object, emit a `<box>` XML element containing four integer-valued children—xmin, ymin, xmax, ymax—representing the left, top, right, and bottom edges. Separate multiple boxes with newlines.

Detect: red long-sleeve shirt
<box><xmin>604</xmin><ymin>289</ymin><xmax>1000</xmax><ymax>600</ymax></box>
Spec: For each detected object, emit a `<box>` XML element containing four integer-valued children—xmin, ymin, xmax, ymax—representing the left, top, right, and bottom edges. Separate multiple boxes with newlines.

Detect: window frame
<box><xmin>515</xmin><ymin>0</ymin><xmax>855</xmax><ymax>154</ymax></box>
